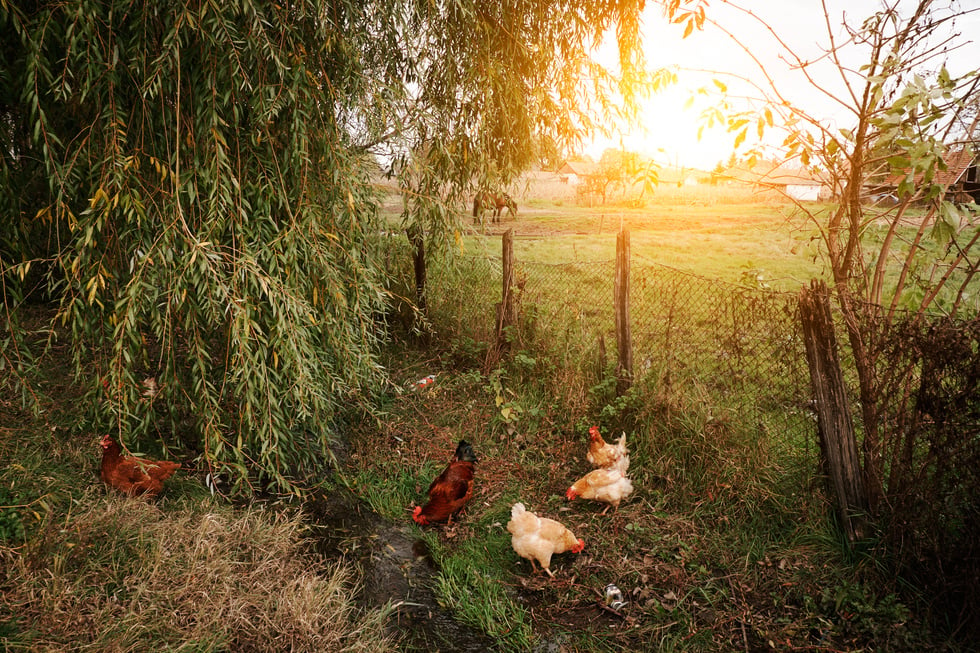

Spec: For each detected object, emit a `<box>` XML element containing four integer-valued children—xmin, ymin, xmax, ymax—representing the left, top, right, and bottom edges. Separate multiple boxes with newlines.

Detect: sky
<box><xmin>588</xmin><ymin>1</ymin><xmax>980</xmax><ymax>170</ymax></box>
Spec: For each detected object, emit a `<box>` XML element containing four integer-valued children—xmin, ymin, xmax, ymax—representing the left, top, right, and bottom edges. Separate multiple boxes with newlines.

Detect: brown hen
<box><xmin>100</xmin><ymin>434</ymin><xmax>181</xmax><ymax>497</ymax></box>
<box><xmin>412</xmin><ymin>440</ymin><xmax>478</xmax><ymax>526</ymax></box>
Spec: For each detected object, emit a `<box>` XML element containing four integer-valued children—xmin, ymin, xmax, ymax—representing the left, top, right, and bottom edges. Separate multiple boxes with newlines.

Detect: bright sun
<box><xmin>586</xmin><ymin>7</ymin><xmax>743</xmax><ymax>171</ymax></box>
<box><xmin>592</xmin><ymin>0</ymin><xmax>980</xmax><ymax>172</ymax></box>
<box><xmin>588</xmin><ymin>1</ymin><xmax>840</xmax><ymax>172</ymax></box>
<box><xmin>588</xmin><ymin>78</ymin><xmax>734</xmax><ymax>171</ymax></box>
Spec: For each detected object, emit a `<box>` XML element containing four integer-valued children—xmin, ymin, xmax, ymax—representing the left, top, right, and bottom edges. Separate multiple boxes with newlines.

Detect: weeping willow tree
<box><xmin>0</xmin><ymin>1</ymin><xmax>648</xmax><ymax>493</ymax></box>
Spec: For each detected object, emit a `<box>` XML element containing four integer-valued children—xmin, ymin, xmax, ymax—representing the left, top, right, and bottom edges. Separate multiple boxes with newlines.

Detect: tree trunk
<box><xmin>407</xmin><ymin>225</ymin><xmax>426</xmax><ymax>312</ymax></box>
<box><xmin>799</xmin><ymin>280</ymin><xmax>869</xmax><ymax>542</ymax></box>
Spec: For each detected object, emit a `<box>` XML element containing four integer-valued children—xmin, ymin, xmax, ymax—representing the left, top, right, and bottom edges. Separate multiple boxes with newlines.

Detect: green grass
<box><xmin>346</xmin><ymin>462</ymin><xmax>436</xmax><ymax>522</ymax></box>
<box><xmin>0</xmin><ymin>354</ymin><xmax>396</xmax><ymax>652</ymax></box>
<box><xmin>457</xmin><ymin>201</ymin><xmax>827</xmax><ymax>291</ymax></box>
<box><xmin>430</xmin><ymin>534</ymin><xmax>535</xmax><ymax>651</ymax></box>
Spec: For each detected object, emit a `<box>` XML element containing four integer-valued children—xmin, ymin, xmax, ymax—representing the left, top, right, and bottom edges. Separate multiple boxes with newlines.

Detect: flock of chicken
<box><xmin>97</xmin><ymin>421</ymin><xmax>632</xmax><ymax>580</ymax></box>
<box><xmin>411</xmin><ymin>425</ymin><xmax>634</xmax><ymax>577</ymax></box>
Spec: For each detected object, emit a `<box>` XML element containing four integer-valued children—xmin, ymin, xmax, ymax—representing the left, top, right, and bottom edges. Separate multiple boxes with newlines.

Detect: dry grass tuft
<box><xmin>1</xmin><ymin>494</ymin><xmax>395</xmax><ymax>652</ymax></box>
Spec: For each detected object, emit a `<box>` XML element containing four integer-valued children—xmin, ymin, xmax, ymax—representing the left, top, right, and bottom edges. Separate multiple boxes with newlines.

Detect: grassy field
<box><xmin>464</xmin><ymin>206</ymin><xmax>822</xmax><ymax>291</ymax></box>
<box><xmin>2</xmin><ymin>184</ymin><xmax>972</xmax><ymax>651</ymax></box>
<box><xmin>369</xmin><ymin>183</ymin><xmax>969</xmax><ymax>651</ymax></box>
<box><xmin>384</xmin><ymin>172</ymin><xmax>828</xmax><ymax>292</ymax></box>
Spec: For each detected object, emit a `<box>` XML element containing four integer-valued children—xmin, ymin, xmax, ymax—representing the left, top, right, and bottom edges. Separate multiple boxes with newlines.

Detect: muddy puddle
<box><xmin>305</xmin><ymin>488</ymin><xmax>501</xmax><ymax>652</ymax></box>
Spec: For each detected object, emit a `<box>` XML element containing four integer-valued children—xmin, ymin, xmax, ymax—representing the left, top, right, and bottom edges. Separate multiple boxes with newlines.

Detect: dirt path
<box><xmin>306</xmin><ymin>488</ymin><xmax>501</xmax><ymax>652</ymax></box>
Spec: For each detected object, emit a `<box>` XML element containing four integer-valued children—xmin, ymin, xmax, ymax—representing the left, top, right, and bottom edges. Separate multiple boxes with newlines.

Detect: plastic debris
<box><xmin>604</xmin><ymin>584</ymin><xmax>626</xmax><ymax>610</ymax></box>
<box><xmin>412</xmin><ymin>374</ymin><xmax>436</xmax><ymax>391</ymax></box>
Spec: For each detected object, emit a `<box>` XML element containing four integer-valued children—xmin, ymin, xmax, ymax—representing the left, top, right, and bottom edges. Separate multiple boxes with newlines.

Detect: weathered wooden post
<box><xmin>496</xmin><ymin>229</ymin><xmax>516</xmax><ymax>350</ymax></box>
<box><xmin>799</xmin><ymin>280</ymin><xmax>868</xmax><ymax>542</ymax></box>
<box><xmin>615</xmin><ymin>229</ymin><xmax>633</xmax><ymax>393</ymax></box>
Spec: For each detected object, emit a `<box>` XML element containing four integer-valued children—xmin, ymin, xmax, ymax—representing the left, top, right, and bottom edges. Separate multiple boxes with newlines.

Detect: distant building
<box><xmin>721</xmin><ymin>161</ymin><xmax>828</xmax><ymax>201</ymax></box>
<box><xmin>875</xmin><ymin>146</ymin><xmax>980</xmax><ymax>203</ymax></box>
<box><xmin>556</xmin><ymin>160</ymin><xmax>597</xmax><ymax>185</ymax></box>
<box><xmin>658</xmin><ymin>166</ymin><xmax>703</xmax><ymax>187</ymax></box>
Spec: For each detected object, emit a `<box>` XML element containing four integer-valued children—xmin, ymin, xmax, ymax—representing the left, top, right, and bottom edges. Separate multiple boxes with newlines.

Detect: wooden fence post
<box><xmin>615</xmin><ymin>229</ymin><xmax>633</xmax><ymax>393</ymax></box>
<box><xmin>495</xmin><ymin>228</ymin><xmax>516</xmax><ymax>353</ymax></box>
<box><xmin>799</xmin><ymin>280</ymin><xmax>868</xmax><ymax>542</ymax></box>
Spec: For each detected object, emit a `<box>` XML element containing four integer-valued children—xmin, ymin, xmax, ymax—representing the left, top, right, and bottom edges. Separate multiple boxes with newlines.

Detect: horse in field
<box><xmin>473</xmin><ymin>190</ymin><xmax>518</xmax><ymax>225</ymax></box>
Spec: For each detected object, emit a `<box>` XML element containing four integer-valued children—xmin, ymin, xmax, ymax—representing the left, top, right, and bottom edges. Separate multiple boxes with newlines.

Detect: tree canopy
<box><xmin>0</xmin><ymin>1</ymin><xmax>648</xmax><ymax>492</ymax></box>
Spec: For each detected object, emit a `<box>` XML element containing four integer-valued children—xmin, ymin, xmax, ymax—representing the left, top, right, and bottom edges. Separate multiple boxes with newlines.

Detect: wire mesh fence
<box><xmin>427</xmin><ymin>254</ymin><xmax>500</xmax><ymax>343</ymax></box>
<box><xmin>853</xmin><ymin>312</ymin><xmax>980</xmax><ymax>627</ymax></box>
<box><xmin>415</xmin><ymin>237</ymin><xmax>820</xmax><ymax>482</ymax></box>
<box><xmin>398</xmin><ymin>230</ymin><xmax>979</xmax><ymax>629</ymax></box>
<box><xmin>512</xmin><ymin>258</ymin><xmax>617</xmax><ymax>376</ymax></box>
<box><xmin>629</xmin><ymin>262</ymin><xmax>816</xmax><ymax>459</ymax></box>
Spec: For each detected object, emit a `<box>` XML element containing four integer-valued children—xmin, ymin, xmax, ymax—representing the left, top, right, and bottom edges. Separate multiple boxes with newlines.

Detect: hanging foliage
<box><xmin>0</xmin><ymin>1</ymin><xmax>647</xmax><ymax>493</ymax></box>
<box><xmin>1</xmin><ymin>1</ymin><xmax>391</xmax><ymax>493</ymax></box>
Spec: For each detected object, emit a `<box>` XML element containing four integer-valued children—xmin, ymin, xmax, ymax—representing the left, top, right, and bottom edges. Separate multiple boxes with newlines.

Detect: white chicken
<box><xmin>566</xmin><ymin>468</ymin><xmax>634</xmax><ymax>515</ymax></box>
<box><xmin>585</xmin><ymin>425</ymin><xmax>629</xmax><ymax>473</ymax></box>
<box><xmin>507</xmin><ymin>502</ymin><xmax>585</xmax><ymax>577</ymax></box>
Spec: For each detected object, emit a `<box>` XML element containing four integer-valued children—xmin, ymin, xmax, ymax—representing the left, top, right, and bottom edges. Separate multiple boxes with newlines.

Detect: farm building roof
<box><xmin>721</xmin><ymin>161</ymin><xmax>826</xmax><ymax>187</ymax></box>
<box><xmin>658</xmin><ymin>166</ymin><xmax>706</xmax><ymax>185</ymax></box>
<box><xmin>882</xmin><ymin>146</ymin><xmax>977</xmax><ymax>188</ymax></box>
<box><xmin>556</xmin><ymin>160</ymin><xmax>598</xmax><ymax>177</ymax></box>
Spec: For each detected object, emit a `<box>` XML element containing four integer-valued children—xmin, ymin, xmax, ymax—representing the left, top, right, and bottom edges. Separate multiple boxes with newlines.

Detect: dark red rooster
<box><xmin>99</xmin><ymin>434</ymin><xmax>181</xmax><ymax>497</ymax></box>
<box><xmin>412</xmin><ymin>440</ymin><xmax>478</xmax><ymax>526</ymax></box>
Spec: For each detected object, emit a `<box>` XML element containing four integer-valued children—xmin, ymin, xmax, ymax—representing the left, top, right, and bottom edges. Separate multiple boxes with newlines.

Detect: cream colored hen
<box><xmin>585</xmin><ymin>425</ymin><xmax>629</xmax><ymax>473</ymax></box>
<box><xmin>566</xmin><ymin>468</ymin><xmax>633</xmax><ymax>515</ymax></box>
<box><xmin>507</xmin><ymin>503</ymin><xmax>585</xmax><ymax>577</ymax></box>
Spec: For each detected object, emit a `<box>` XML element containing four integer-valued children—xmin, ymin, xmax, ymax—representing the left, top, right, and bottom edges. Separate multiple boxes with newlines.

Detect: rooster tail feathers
<box><xmin>511</xmin><ymin>502</ymin><xmax>526</xmax><ymax>518</ymax></box>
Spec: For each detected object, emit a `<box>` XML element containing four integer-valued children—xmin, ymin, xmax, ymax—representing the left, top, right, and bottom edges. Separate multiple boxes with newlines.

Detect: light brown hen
<box><xmin>586</xmin><ymin>425</ymin><xmax>629</xmax><ymax>473</ymax></box>
<box><xmin>566</xmin><ymin>468</ymin><xmax>633</xmax><ymax>515</ymax></box>
<box><xmin>100</xmin><ymin>434</ymin><xmax>180</xmax><ymax>497</ymax></box>
<box><xmin>507</xmin><ymin>502</ymin><xmax>584</xmax><ymax>577</ymax></box>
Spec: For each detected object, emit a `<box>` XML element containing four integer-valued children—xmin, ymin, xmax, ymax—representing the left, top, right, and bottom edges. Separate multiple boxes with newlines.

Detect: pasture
<box><xmin>463</xmin><ymin>200</ymin><xmax>823</xmax><ymax>289</ymax></box>
<box><xmin>2</xmin><ymin>181</ymin><xmax>970</xmax><ymax>651</ymax></box>
<box><xmin>384</xmin><ymin>171</ymin><xmax>828</xmax><ymax>288</ymax></box>
<box><xmin>362</xmin><ymin>180</ymin><xmax>965</xmax><ymax>650</ymax></box>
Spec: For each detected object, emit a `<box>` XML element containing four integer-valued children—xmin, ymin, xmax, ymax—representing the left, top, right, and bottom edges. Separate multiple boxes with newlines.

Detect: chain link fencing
<box><xmin>416</xmin><ymin>239</ymin><xmax>821</xmax><ymax>484</ymax></box>
<box><xmin>385</xmin><ymin>229</ymin><xmax>979</xmax><ymax>632</ymax></box>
